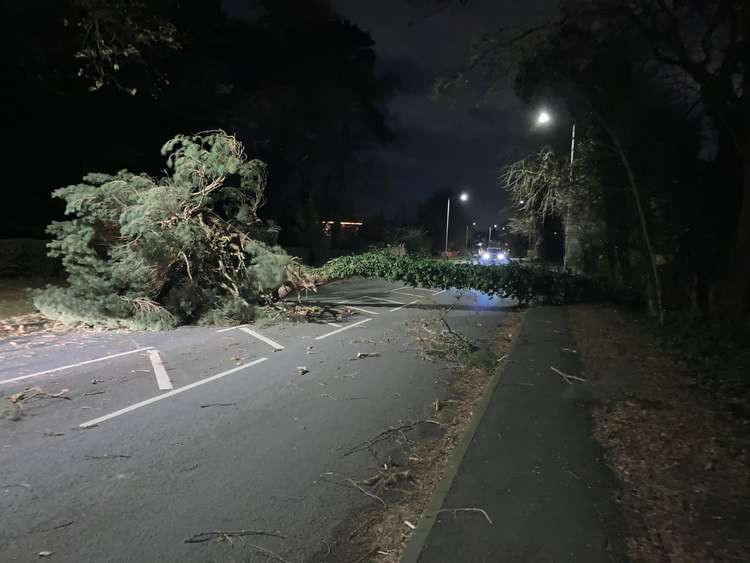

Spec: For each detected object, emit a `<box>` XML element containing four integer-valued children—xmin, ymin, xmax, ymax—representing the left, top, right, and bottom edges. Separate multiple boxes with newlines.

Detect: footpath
<box><xmin>402</xmin><ymin>306</ymin><xmax>626</xmax><ymax>562</ymax></box>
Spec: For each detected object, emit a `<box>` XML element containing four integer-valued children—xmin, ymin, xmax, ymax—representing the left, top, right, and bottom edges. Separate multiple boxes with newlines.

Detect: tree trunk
<box><xmin>721</xmin><ymin>144</ymin><xmax>750</xmax><ymax>321</ymax></box>
<box><xmin>595</xmin><ymin>115</ymin><xmax>664</xmax><ymax>323</ymax></box>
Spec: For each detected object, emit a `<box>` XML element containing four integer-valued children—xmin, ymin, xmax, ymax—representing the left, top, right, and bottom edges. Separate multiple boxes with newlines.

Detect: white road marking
<box><xmin>367</xmin><ymin>296</ymin><xmax>406</xmax><ymax>305</ymax></box>
<box><xmin>148</xmin><ymin>349</ymin><xmax>173</xmax><ymax>390</ymax></box>
<box><xmin>79</xmin><ymin>357</ymin><xmax>269</xmax><ymax>428</ymax></box>
<box><xmin>390</xmin><ymin>298</ymin><xmax>422</xmax><ymax>312</ymax></box>
<box><xmin>0</xmin><ymin>347</ymin><xmax>154</xmax><ymax>386</ymax></box>
<box><xmin>389</xmin><ymin>286</ymin><xmax>434</xmax><ymax>293</ymax></box>
<box><xmin>340</xmin><ymin>304</ymin><xmax>380</xmax><ymax>315</ymax></box>
<box><xmin>315</xmin><ymin>318</ymin><xmax>372</xmax><ymax>340</ymax></box>
<box><xmin>238</xmin><ymin>327</ymin><xmax>284</xmax><ymax>351</ymax></box>
<box><xmin>391</xmin><ymin>291</ymin><xmax>428</xmax><ymax>299</ymax></box>
<box><xmin>432</xmin><ymin>289</ymin><xmax>447</xmax><ymax>296</ymax></box>
<box><xmin>327</xmin><ymin>322</ymin><xmax>342</xmax><ymax>328</ymax></box>
<box><xmin>215</xmin><ymin>325</ymin><xmax>248</xmax><ymax>333</ymax></box>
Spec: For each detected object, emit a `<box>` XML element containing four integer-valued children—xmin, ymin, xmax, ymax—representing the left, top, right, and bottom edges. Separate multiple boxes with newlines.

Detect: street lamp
<box><xmin>488</xmin><ymin>224</ymin><xmax>498</xmax><ymax>245</ymax></box>
<box><xmin>536</xmin><ymin>109</ymin><xmax>576</xmax><ymax>182</ymax></box>
<box><xmin>536</xmin><ymin>108</ymin><xmax>577</xmax><ymax>268</ymax></box>
<box><xmin>536</xmin><ymin>110</ymin><xmax>552</xmax><ymax>125</ymax></box>
<box><xmin>445</xmin><ymin>191</ymin><xmax>469</xmax><ymax>255</ymax></box>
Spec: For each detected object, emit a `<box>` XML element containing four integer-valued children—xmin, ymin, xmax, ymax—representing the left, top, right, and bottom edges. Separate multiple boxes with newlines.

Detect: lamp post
<box><xmin>488</xmin><ymin>224</ymin><xmax>497</xmax><ymax>246</ymax></box>
<box><xmin>536</xmin><ymin>109</ymin><xmax>577</xmax><ymax>267</ymax></box>
<box><xmin>445</xmin><ymin>192</ymin><xmax>469</xmax><ymax>255</ymax></box>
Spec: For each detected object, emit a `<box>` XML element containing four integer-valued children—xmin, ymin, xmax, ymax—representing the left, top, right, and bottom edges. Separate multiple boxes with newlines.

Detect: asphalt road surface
<box><xmin>1</xmin><ymin>278</ymin><xmax>512</xmax><ymax>562</ymax></box>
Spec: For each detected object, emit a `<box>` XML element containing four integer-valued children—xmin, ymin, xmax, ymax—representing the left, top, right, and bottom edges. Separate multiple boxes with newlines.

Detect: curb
<box><xmin>399</xmin><ymin>316</ymin><xmax>525</xmax><ymax>563</ymax></box>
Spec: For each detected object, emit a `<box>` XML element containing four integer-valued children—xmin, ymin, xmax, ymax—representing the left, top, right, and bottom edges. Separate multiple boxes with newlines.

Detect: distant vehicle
<box><xmin>477</xmin><ymin>247</ymin><xmax>510</xmax><ymax>265</ymax></box>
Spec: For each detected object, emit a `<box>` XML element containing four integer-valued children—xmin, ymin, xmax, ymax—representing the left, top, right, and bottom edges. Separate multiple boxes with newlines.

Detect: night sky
<box><xmin>225</xmin><ymin>0</ymin><xmax>557</xmax><ymax>226</ymax></box>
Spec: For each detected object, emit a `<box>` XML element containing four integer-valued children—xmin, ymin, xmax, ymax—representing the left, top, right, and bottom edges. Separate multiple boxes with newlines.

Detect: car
<box><xmin>478</xmin><ymin>247</ymin><xmax>510</xmax><ymax>265</ymax></box>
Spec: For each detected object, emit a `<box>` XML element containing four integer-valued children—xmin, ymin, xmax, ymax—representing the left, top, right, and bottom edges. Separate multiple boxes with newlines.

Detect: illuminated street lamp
<box><xmin>536</xmin><ymin>108</ymin><xmax>577</xmax><ymax>268</ymax></box>
<box><xmin>536</xmin><ymin>110</ymin><xmax>552</xmax><ymax>125</ymax></box>
<box><xmin>445</xmin><ymin>192</ymin><xmax>469</xmax><ymax>255</ymax></box>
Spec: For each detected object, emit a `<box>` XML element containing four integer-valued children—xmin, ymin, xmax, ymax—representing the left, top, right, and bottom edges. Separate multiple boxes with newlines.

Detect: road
<box><xmin>0</xmin><ymin>277</ymin><xmax>512</xmax><ymax>562</ymax></box>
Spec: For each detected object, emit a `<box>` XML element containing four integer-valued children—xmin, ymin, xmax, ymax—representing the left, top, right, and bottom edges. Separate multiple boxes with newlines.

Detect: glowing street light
<box><xmin>445</xmin><ymin>192</ymin><xmax>469</xmax><ymax>255</ymax></box>
<box><xmin>536</xmin><ymin>110</ymin><xmax>552</xmax><ymax>125</ymax></box>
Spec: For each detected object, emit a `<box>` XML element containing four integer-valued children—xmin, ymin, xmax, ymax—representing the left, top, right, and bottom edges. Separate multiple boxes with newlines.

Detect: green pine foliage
<box><xmin>34</xmin><ymin>131</ymin><xmax>292</xmax><ymax>329</ymax></box>
<box><xmin>318</xmin><ymin>252</ymin><xmax>605</xmax><ymax>305</ymax></box>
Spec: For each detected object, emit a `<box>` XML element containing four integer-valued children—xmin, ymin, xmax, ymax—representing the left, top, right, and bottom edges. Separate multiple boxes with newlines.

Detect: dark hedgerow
<box><xmin>317</xmin><ymin>252</ymin><xmax>606</xmax><ymax>305</ymax></box>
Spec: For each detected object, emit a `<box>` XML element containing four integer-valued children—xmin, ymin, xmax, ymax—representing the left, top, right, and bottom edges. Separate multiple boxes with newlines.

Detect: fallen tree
<box><xmin>316</xmin><ymin>252</ymin><xmax>605</xmax><ymax>305</ymax></box>
<box><xmin>34</xmin><ymin>131</ymin><xmax>293</xmax><ymax>329</ymax></box>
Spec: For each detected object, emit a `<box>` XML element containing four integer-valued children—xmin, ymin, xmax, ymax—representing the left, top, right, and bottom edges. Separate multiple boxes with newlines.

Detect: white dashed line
<box><xmin>148</xmin><ymin>349</ymin><xmax>173</xmax><ymax>390</ymax></box>
<box><xmin>79</xmin><ymin>358</ymin><xmax>269</xmax><ymax>428</ymax></box>
<box><xmin>0</xmin><ymin>347</ymin><xmax>154</xmax><ymax>386</ymax></box>
<box><xmin>315</xmin><ymin>318</ymin><xmax>372</xmax><ymax>340</ymax></box>
<box><xmin>239</xmin><ymin>327</ymin><xmax>284</xmax><ymax>351</ymax></box>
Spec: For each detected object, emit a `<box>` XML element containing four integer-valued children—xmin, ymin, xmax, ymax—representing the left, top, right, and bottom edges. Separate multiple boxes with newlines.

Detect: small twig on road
<box><xmin>320</xmin><ymin>393</ymin><xmax>338</xmax><ymax>401</ymax></box>
<box><xmin>50</xmin><ymin>520</ymin><xmax>74</xmax><ymax>531</ymax></box>
<box><xmin>84</xmin><ymin>454</ymin><xmax>131</xmax><ymax>460</ymax></box>
<box><xmin>343</xmin><ymin>423</ymin><xmax>417</xmax><ymax>456</ymax></box>
<box><xmin>184</xmin><ymin>529</ymin><xmax>285</xmax><ymax>544</ymax></box>
<box><xmin>42</xmin><ymin>432</ymin><xmax>65</xmax><ymax>437</ymax></box>
<box><xmin>550</xmin><ymin>366</ymin><xmax>586</xmax><ymax>384</ymax></box>
<box><xmin>438</xmin><ymin>507</ymin><xmax>493</xmax><ymax>525</ymax></box>
<box><xmin>200</xmin><ymin>403</ymin><xmax>237</xmax><ymax>408</ymax></box>
<box><xmin>82</xmin><ymin>391</ymin><xmax>105</xmax><ymax>397</ymax></box>
<box><xmin>346</xmin><ymin>478</ymin><xmax>386</xmax><ymax>509</ymax></box>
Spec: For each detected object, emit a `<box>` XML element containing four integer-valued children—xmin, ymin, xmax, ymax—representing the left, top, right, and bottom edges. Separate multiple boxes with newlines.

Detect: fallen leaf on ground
<box><xmin>356</xmin><ymin>352</ymin><xmax>381</xmax><ymax>359</ymax></box>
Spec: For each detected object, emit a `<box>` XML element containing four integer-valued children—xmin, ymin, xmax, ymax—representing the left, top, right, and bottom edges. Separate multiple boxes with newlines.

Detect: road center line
<box><xmin>390</xmin><ymin>298</ymin><xmax>422</xmax><ymax>312</ymax></box>
<box><xmin>79</xmin><ymin>357</ymin><xmax>269</xmax><ymax>428</ymax></box>
<box><xmin>238</xmin><ymin>327</ymin><xmax>284</xmax><ymax>351</ymax></box>
<box><xmin>315</xmin><ymin>318</ymin><xmax>372</xmax><ymax>340</ymax></box>
<box><xmin>0</xmin><ymin>347</ymin><xmax>154</xmax><ymax>386</ymax></box>
<box><xmin>148</xmin><ymin>349</ymin><xmax>173</xmax><ymax>390</ymax></box>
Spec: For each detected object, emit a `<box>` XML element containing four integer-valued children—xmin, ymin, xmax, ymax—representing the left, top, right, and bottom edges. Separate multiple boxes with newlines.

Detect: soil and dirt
<box><xmin>568</xmin><ymin>304</ymin><xmax>750</xmax><ymax>562</ymax></box>
<box><xmin>307</xmin><ymin>308</ymin><xmax>525</xmax><ymax>563</ymax></box>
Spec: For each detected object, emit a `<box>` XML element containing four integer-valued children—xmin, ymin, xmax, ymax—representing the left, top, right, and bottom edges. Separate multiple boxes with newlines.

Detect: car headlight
<box><xmin>498</xmin><ymin>252</ymin><xmax>506</xmax><ymax>260</ymax></box>
<box><xmin>482</xmin><ymin>252</ymin><xmax>491</xmax><ymax>260</ymax></box>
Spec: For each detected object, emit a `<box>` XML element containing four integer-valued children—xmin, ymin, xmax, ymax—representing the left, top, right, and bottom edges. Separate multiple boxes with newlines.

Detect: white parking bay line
<box><xmin>327</xmin><ymin>322</ymin><xmax>342</xmax><ymax>328</ymax></box>
<box><xmin>79</xmin><ymin>357</ymin><xmax>269</xmax><ymax>428</ymax></box>
<box><xmin>367</xmin><ymin>296</ymin><xmax>406</xmax><ymax>305</ymax></box>
<box><xmin>238</xmin><ymin>327</ymin><xmax>284</xmax><ymax>351</ymax></box>
<box><xmin>216</xmin><ymin>325</ymin><xmax>247</xmax><ymax>333</ymax></box>
<box><xmin>340</xmin><ymin>304</ymin><xmax>380</xmax><ymax>315</ymax></box>
<box><xmin>390</xmin><ymin>298</ymin><xmax>422</xmax><ymax>312</ymax></box>
<box><xmin>315</xmin><ymin>318</ymin><xmax>372</xmax><ymax>340</ymax></box>
<box><xmin>148</xmin><ymin>349</ymin><xmax>173</xmax><ymax>391</ymax></box>
<box><xmin>0</xmin><ymin>347</ymin><xmax>154</xmax><ymax>386</ymax></box>
<box><xmin>391</xmin><ymin>291</ymin><xmax>428</xmax><ymax>299</ymax></box>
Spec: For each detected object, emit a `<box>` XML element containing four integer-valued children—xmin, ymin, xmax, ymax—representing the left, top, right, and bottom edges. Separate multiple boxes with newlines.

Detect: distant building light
<box><xmin>321</xmin><ymin>219</ymin><xmax>364</xmax><ymax>235</ymax></box>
